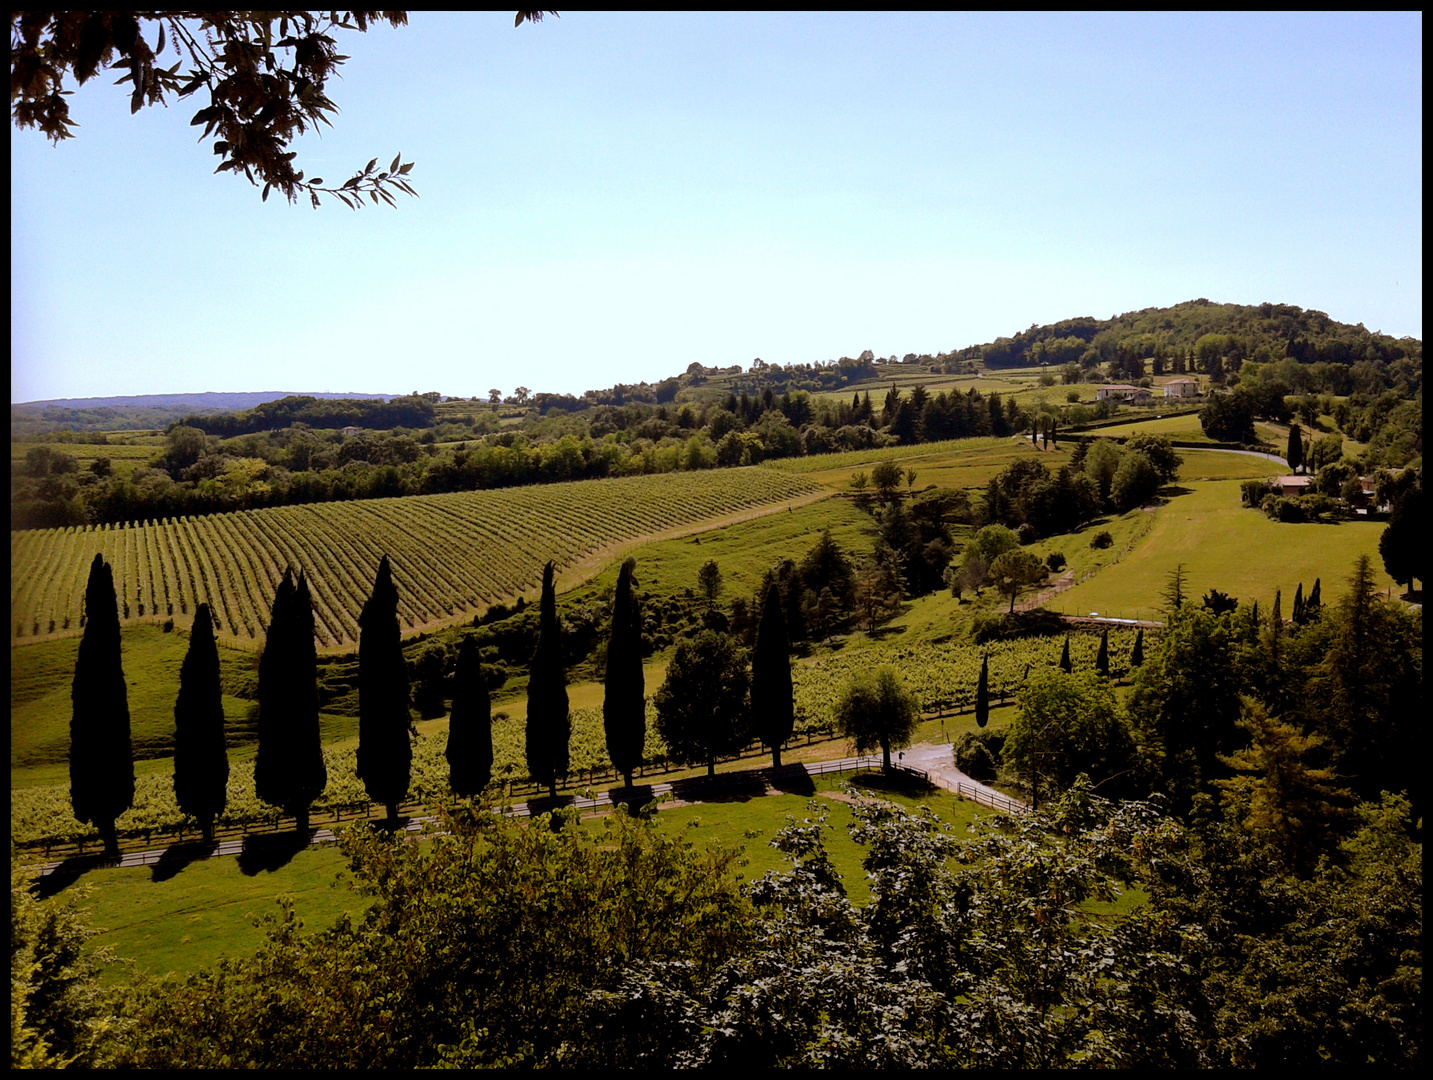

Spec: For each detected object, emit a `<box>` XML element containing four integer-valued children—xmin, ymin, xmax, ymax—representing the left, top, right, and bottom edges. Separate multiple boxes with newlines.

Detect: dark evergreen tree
<box><xmin>357</xmin><ymin>555</ymin><xmax>412</xmax><ymax>825</ymax></box>
<box><xmin>446</xmin><ymin>635</ymin><xmax>493</xmax><ymax>797</ymax></box>
<box><xmin>1292</xmin><ymin>582</ymin><xmax>1305</xmax><ymax>625</ymax></box>
<box><xmin>70</xmin><ymin>554</ymin><xmax>134</xmax><ymax>856</ymax></box>
<box><xmin>603</xmin><ymin>558</ymin><xmax>645</xmax><ymax>789</ymax></box>
<box><xmin>526</xmin><ymin>561</ymin><xmax>570</xmax><ymax>798</ymax></box>
<box><xmin>1059</xmin><ymin>635</ymin><xmax>1072</xmax><ymax>674</ymax></box>
<box><xmin>1286</xmin><ymin>422</ymin><xmax>1304</xmax><ymax>473</ymax></box>
<box><xmin>1095</xmin><ymin>628</ymin><xmax>1110</xmax><ymax>678</ymax></box>
<box><xmin>750</xmin><ymin>583</ymin><xmax>794</xmax><ymax>768</ymax></box>
<box><xmin>173</xmin><ymin>602</ymin><xmax>228</xmax><ymax>843</ymax></box>
<box><xmin>975</xmin><ymin>653</ymin><xmax>990</xmax><ymax>729</ymax></box>
<box><xmin>1130</xmin><ymin>628</ymin><xmax>1145</xmax><ymax>668</ymax></box>
<box><xmin>1305</xmin><ymin>577</ymin><xmax>1322</xmax><ymax>620</ymax></box>
<box><xmin>1378</xmin><ymin>484</ymin><xmax>1421</xmax><ymax>594</ymax></box>
<box><xmin>254</xmin><ymin>569</ymin><xmax>327</xmax><ymax>834</ymax></box>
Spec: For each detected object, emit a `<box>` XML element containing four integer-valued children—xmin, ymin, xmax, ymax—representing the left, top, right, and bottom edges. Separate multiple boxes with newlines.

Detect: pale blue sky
<box><xmin>10</xmin><ymin>11</ymin><xmax>1422</xmax><ymax>403</ymax></box>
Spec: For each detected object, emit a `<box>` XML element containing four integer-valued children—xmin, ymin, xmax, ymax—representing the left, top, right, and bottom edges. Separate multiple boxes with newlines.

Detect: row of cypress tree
<box><xmin>67</xmin><ymin>549</ymin><xmax>798</xmax><ymax>852</ymax></box>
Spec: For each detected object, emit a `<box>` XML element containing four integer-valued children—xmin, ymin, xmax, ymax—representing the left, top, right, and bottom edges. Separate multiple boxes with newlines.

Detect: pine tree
<box><xmin>255</xmin><ymin>569</ymin><xmax>327</xmax><ymax>834</ymax></box>
<box><xmin>173</xmin><ymin>602</ymin><xmax>228</xmax><ymax>843</ymax></box>
<box><xmin>70</xmin><ymin>554</ymin><xmax>134</xmax><ymax>856</ymax></box>
<box><xmin>526</xmin><ymin>561</ymin><xmax>570</xmax><ymax>798</ymax></box>
<box><xmin>1130</xmin><ymin>628</ymin><xmax>1145</xmax><ymax>668</ymax></box>
<box><xmin>446</xmin><ymin>635</ymin><xmax>492</xmax><ymax>797</ymax></box>
<box><xmin>975</xmin><ymin>653</ymin><xmax>990</xmax><ymax>728</ymax></box>
<box><xmin>1095</xmin><ymin>628</ymin><xmax>1110</xmax><ymax>677</ymax></box>
<box><xmin>751</xmin><ymin>583</ymin><xmax>794</xmax><ymax>768</ymax></box>
<box><xmin>1059</xmin><ymin>635</ymin><xmax>1072</xmax><ymax>674</ymax></box>
<box><xmin>603</xmin><ymin>558</ymin><xmax>645</xmax><ymax>789</ymax></box>
<box><xmin>357</xmin><ymin>555</ymin><xmax>412</xmax><ymax>825</ymax></box>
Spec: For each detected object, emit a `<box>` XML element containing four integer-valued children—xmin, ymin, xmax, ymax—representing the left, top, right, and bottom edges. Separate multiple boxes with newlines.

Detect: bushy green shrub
<box><xmin>1089</xmin><ymin>530</ymin><xmax>1114</xmax><ymax>549</ymax></box>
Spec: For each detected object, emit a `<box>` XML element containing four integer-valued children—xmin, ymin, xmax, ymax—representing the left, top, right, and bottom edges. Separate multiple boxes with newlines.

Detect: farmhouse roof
<box><xmin>1098</xmin><ymin>384</ymin><xmax>1141</xmax><ymax>391</ymax></box>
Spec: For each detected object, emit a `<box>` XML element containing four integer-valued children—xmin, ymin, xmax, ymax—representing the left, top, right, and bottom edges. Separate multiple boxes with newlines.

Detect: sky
<box><xmin>10</xmin><ymin>11</ymin><xmax>1423</xmax><ymax>404</ymax></box>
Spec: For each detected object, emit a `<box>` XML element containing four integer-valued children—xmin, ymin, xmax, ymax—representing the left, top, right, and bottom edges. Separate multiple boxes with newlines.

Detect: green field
<box><xmin>11</xmin><ymin>440</ymin><xmax>158</xmax><ymax>478</ymax></box>
<box><xmin>1046</xmin><ymin>479</ymin><xmax>1397</xmax><ymax>621</ymax></box>
<box><xmin>58</xmin><ymin>769</ymin><xmax>989</xmax><ymax>986</ymax></box>
<box><xmin>1086</xmin><ymin>413</ymin><xmax>1216</xmax><ymax>441</ymax></box>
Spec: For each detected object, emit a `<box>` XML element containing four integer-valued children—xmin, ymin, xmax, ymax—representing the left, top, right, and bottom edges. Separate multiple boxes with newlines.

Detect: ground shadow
<box><xmin>768</xmin><ymin>771</ymin><xmax>817</xmax><ymax>797</ymax></box>
<box><xmin>236</xmin><ymin>831</ymin><xmax>311</xmax><ymax>875</ymax></box>
<box><xmin>1159</xmin><ymin>485</ymin><xmax>1194</xmax><ymax>499</ymax></box>
<box><xmin>150</xmin><ymin>841</ymin><xmax>218</xmax><ymax>883</ymax></box>
<box><xmin>524</xmin><ymin>793</ymin><xmax>576</xmax><ymax>819</ymax></box>
<box><xmin>33</xmin><ymin>855</ymin><xmax>117</xmax><ymax>898</ymax></box>
<box><xmin>842</xmin><ymin>768</ymin><xmax>939</xmax><ymax>798</ymax></box>
<box><xmin>867</xmin><ymin>625</ymin><xmax>909</xmax><ymax>640</ymax></box>
<box><xmin>668</xmin><ymin>775</ymin><xmax>767</xmax><ymax>804</ymax></box>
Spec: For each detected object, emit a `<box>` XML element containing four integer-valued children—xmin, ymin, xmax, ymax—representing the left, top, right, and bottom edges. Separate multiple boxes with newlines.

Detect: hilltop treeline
<box><xmin>962</xmin><ymin>298</ymin><xmax>1422</xmax><ymax>379</ymax></box>
<box><xmin>175</xmin><ymin>393</ymin><xmax>436</xmax><ymax>437</ymax></box>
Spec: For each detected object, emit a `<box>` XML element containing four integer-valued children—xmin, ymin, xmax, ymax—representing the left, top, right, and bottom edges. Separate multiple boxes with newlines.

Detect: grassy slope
<box><xmin>1046</xmin><ymin>479</ymin><xmax>1397</xmax><ymax>620</ymax></box>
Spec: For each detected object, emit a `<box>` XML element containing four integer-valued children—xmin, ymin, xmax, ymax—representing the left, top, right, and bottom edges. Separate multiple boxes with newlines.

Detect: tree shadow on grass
<box><xmin>236</xmin><ymin>831</ymin><xmax>311</xmax><ymax>876</ymax></box>
<box><xmin>768</xmin><ymin>771</ymin><xmax>816</xmax><ymax>798</ymax></box>
<box><xmin>33</xmin><ymin>856</ymin><xmax>115</xmax><ymax>899</ymax></box>
<box><xmin>150</xmin><ymin>841</ymin><xmax>218</xmax><ymax>883</ymax></box>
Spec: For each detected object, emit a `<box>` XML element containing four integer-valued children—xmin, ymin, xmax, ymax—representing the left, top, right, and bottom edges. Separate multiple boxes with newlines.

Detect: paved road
<box><xmin>899</xmin><ymin>742</ymin><xmax>1028</xmax><ymax>813</ymax></box>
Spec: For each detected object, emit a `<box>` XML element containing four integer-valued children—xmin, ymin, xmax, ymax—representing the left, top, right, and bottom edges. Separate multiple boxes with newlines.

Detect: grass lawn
<box><xmin>1046</xmin><ymin>479</ymin><xmax>1398</xmax><ymax>621</ymax></box>
<box><xmin>51</xmin><ymin>843</ymin><xmax>367</xmax><ymax>987</ymax></box>
<box><xmin>561</xmin><ymin>494</ymin><xmax>874</xmax><ymax>613</ymax></box>
<box><xmin>1089</xmin><ymin>413</ymin><xmax>1216</xmax><ymax>441</ymax></box>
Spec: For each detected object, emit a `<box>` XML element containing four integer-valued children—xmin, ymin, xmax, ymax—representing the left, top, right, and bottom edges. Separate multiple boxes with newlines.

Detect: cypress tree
<box><xmin>1059</xmin><ymin>635</ymin><xmax>1072</xmax><ymax>673</ymax></box>
<box><xmin>751</xmin><ymin>582</ymin><xmax>794</xmax><ymax>768</ymax></box>
<box><xmin>446</xmin><ymin>635</ymin><xmax>493</xmax><ymax>797</ymax></box>
<box><xmin>357</xmin><ymin>555</ymin><xmax>412</xmax><ymax>825</ymax></box>
<box><xmin>1286</xmin><ymin>422</ymin><xmax>1304</xmax><ymax>473</ymax></box>
<box><xmin>1305</xmin><ymin>577</ymin><xmax>1322</xmax><ymax>620</ymax></box>
<box><xmin>173</xmin><ymin>603</ymin><xmax>228</xmax><ymax>843</ymax></box>
<box><xmin>1292</xmin><ymin>582</ymin><xmax>1305</xmax><ymax>625</ymax></box>
<box><xmin>255</xmin><ymin>569</ymin><xmax>327</xmax><ymax>834</ymax></box>
<box><xmin>526</xmin><ymin>561</ymin><xmax>570</xmax><ymax>798</ymax></box>
<box><xmin>975</xmin><ymin>653</ymin><xmax>989</xmax><ymax>728</ymax></box>
<box><xmin>70</xmin><ymin>554</ymin><xmax>134</xmax><ymax>857</ymax></box>
<box><xmin>603</xmin><ymin>558</ymin><xmax>645</xmax><ymax>788</ymax></box>
<box><xmin>1095</xmin><ymin>628</ymin><xmax>1110</xmax><ymax>678</ymax></box>
<box><xmin>1130</xmin><ymin>628</ymin><xmax>1145</xmax><ymax>668</ymax></box>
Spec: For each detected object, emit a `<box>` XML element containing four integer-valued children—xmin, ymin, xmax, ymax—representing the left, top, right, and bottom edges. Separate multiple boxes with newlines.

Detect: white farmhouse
<box><xmin>1163</xmin><ymin>378</ymin><xmax>1200</xmax><ymax>398</ymax></box>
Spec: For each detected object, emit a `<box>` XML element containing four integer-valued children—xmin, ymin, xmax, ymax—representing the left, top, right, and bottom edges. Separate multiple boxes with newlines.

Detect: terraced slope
<box><xmin>10</xmin><ymin>468</ymin><xmax>826</xmax><ymax>651</ymax></box>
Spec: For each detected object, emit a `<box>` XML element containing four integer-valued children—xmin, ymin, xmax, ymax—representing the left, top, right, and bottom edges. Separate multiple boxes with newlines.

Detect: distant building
<box><xmin>1095</xmin><ymin>384</ymin><xmax>1142</xmax><ymax>401</ymax></box>
<box><xmin>1274</xmin><ymin>475</ymin><xmax>1315</xmax><ymax>497</ymax></box>
<box><xmin>1163</xmin><ymin>378</ymin><xmax>1199</xmax><ymax>398</ymax></box>
<box><xmin>340</xmin><ymin>425</ymin><xmax>362</xmax><ymax>437</ymax></box>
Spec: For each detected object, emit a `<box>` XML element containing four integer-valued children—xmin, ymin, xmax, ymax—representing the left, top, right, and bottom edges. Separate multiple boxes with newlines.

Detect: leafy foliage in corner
<box><xmin>11</xmin><ymin>12</ymin><xmax>426</xmax><ymax>208</ymax></box>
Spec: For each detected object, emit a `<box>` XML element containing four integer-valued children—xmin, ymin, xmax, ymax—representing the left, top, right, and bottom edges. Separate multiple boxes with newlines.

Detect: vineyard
<box><xmin>791</xmin><ymin>628</ymin><xmax>1147</xmax><ymax>724</ymax></box>
<box><xmin>9</xmin><ymin>468</ymin><xmax>826</xmax><ymax>651</ymax></box>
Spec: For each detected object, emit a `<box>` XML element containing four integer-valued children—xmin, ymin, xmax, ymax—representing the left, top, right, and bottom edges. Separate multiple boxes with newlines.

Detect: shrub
<box><xmin>954</xmin><ymin>729</ymin><xmax>1006</xmax><ymax>782</ymax></box>
<box><xmin>1045</xmin><ymin>552</ymin><xmax>1067</xmax><ymax>573</ymax></box>
<box><xmin>1089</xmin><ymin>530</ymin><xmax>1114</xmax><ymax>549</ymax></box>
<box><xmin>1264</xmin><ymin>496</ymin><xmax>1306</xmax><ymax>523</ymax></box>
<box><xmin>1241</xmin><ymin>479</ymin><xmax>1270</xmax><ymax>508</ymax></box>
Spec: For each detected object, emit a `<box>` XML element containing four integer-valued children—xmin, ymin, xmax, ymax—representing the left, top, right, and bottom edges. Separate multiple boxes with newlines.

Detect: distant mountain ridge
<box><xmin>14</xmin><ymin>391</ymin><xmax>395</xmax><ymax>410</ymax></box>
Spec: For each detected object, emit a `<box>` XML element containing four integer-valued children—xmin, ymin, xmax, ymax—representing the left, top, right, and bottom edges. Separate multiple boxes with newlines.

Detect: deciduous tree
<box><xmin>70</xmin><ymin>553</ymin><xmax>133</xmax><ymax>856</ymax></box>
<box><xmin>1004</xmin><ymin>670</ymin><xmax>1133</xmax><ymax>806</ymax></box>
<box><xmin>654</xmin><ymin>630</ymin><xmax>750</xmax><ymax>777</ymax></box>
<box><xmin>836</xmin><ymin>667</ymin><xmax>919</xmax><ymax>773</ymax></box>
<box><xmin>358</xmin><ymin>555</ymin><xmax>413</xmax><ymax>825</ymax></box>
<box><xmin>989</xmin><ymin>548</ymin><xmax>1046</xmax><ymax>613</ymax></box>
<box><xmin>172</xmin><ymin>602</ymin><xmax>228</xmax><ymax>842</ymax></box>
